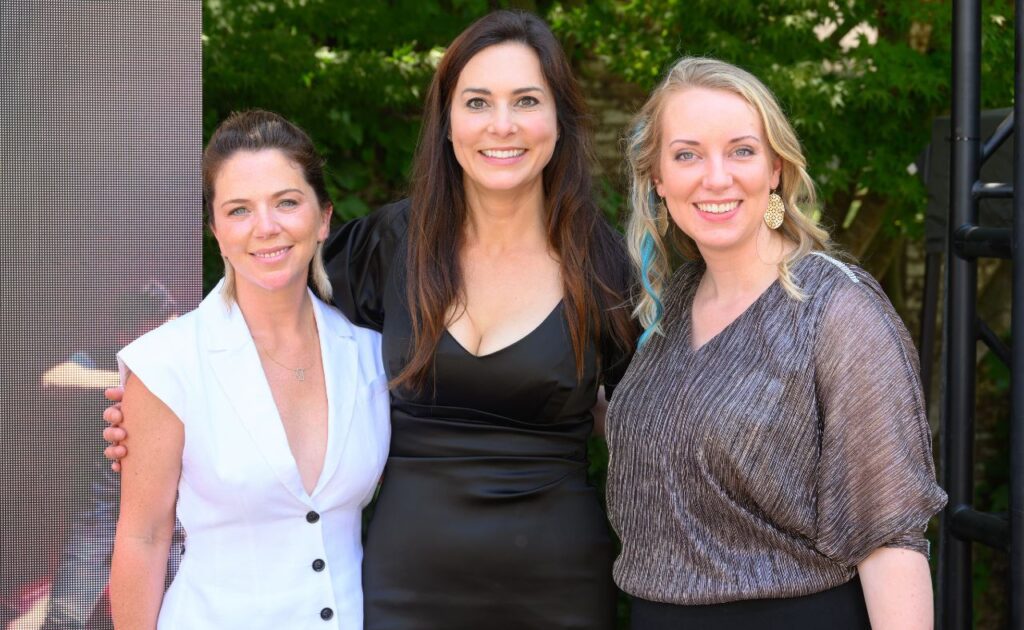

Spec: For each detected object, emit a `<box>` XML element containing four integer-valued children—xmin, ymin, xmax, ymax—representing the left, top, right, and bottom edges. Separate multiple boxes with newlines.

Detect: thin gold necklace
<box><xmin>258</xmin><ymin>330</ymin><xmax>318</xmax><ymax>382</ymax></box>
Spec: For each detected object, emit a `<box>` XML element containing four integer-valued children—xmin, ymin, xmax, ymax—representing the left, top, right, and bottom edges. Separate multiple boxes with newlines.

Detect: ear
<box><xmin>653</xmin><ymin>175</ymin><xmax>665</xmax><ymax>200</ymax></box>
<box><xmin>769</xmin><ymin>155</ymin><xmax>782</xmax><ymax>190</ymax></box>
<box><xmin>208</xmin><ymin>220</ymin><xmax>226</xmax><ymax>255</ymax></box>
<box><xmin>318</xmin><ymin>203</ymin><xmax>333</xmax><ymax>241</ymax></box>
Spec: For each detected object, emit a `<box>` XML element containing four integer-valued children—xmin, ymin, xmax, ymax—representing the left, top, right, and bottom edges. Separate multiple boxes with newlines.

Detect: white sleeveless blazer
<box><xmin>118</xmin><ymin>280</ymin><xmax>390</xmax><ymax>629</ymax></box>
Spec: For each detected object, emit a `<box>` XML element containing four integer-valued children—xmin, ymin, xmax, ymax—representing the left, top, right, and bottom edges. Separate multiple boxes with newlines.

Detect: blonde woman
<box><xmin>605</xmin><ymin>57</ymin><xmax>946</xmax><ymax>629</ymax></box>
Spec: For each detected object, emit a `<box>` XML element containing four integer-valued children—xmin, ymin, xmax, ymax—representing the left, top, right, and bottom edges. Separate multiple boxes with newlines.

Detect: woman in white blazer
<box><xmin>109</xmin><ymin>110</ymin><xmax>390</xmax><ymax>630</ymax></box>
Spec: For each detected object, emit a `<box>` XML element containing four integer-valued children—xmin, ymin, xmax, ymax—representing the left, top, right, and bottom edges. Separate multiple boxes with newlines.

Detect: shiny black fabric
<box><xmin>322</xmin><ymin>200</ymin><xmax>622</xmax><ymax>629</ymax></box>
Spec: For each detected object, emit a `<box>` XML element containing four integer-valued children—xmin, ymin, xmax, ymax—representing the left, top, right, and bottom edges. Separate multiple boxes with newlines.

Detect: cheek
<box><xmin>665</xmin><ymin>201</ymin><xmax>689</xmax><ymax>230</ymax></box>
<box><xmin>658</xmin><ymin>168</ymin><xmax>693</xmax><ymax>202</ymax></box>
<box><xmin>449</xmin><ymin>111</ymin><xmax>472</xmax><ymax>143</ymax></box>
<box><xmin>528</xmin><ymin>112</ymin><xmax>558</xmax><ymax>145</ymax></box>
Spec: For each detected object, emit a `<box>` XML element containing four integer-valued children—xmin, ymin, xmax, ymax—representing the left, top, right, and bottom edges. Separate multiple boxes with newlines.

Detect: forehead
<box><xmin>454</xmin><ymin>42</ymin><xmax>549</xmax><ymax>92</ymax></box>
<box><xmin>213</xmin><ymin>149</ymin><xmax>309</xmax><ymax>197</ymax></box>
<box><xmin>659</xmin><ymin>87</ymin><xmax>764</xmax><ymax>141</ymax></box>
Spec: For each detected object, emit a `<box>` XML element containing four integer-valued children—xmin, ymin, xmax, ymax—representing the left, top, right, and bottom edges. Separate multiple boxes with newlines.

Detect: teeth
<box><xmin>482</xmin><ymin>149</ymin><xmax>525</xmax><ymax>159</ymax></box>
<box><xmin>696</xmin><ymin>201</ymin><xmax>739</xmax><ymax>214</ymax></box>
<box><xmin>253</xmin><ymin>247</ymin><xmax>289</xmax><ymax>258</ymax></box>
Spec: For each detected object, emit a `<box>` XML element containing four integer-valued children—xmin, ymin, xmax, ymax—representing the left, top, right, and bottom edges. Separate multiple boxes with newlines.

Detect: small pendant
<box><xmin>294</xmin><ymin>368</ymin><xmax>305</xmax><ymax>382</ymax></box>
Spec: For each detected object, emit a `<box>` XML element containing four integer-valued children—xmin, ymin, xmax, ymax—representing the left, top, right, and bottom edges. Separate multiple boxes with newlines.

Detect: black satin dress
<box><xmin>323</xmin><ymin>200</ymin><xmax>626</xmax><ymax>630</ymax></box>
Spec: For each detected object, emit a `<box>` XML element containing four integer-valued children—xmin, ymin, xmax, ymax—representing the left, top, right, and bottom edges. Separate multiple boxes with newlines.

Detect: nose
<box><xmin>488</xmin><ymin>104</ymin><xmax>517</xmax><ymax>136</ymax></box>
<box><xmin>253</xmin><ymin>206</ymin><xmax>282</xmax><ymax>237</ymax></box>
<box><xmin>703</xmin><ymin>155</ymin><xmax>733</xmax><ymax>190</ymax></box>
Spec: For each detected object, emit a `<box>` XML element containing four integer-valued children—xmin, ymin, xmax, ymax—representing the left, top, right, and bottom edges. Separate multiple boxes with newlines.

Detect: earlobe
<box><xmin>319</xmin><ymin>204</ymin><xmax>333</xmax><ymax>240</ymax></box>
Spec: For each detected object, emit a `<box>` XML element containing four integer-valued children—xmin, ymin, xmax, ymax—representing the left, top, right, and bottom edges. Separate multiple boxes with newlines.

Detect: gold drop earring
<box><xmin>764</xmin><ymin>190</ymin><xmax>785</xmax><ymax>230</ymax></box>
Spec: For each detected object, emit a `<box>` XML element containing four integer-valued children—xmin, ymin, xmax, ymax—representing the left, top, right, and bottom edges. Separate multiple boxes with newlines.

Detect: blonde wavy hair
<box><xmin>625</xmin><ymin>57</ymin><xmax>832</xmax><ymax>344</ymax></box>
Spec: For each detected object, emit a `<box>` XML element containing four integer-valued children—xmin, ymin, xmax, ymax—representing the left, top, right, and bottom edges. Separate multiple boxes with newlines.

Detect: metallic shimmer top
<box><xmin>606</xmin><ymin>254</ymin><xmax>947</xmax><ymax>605</ymax></box>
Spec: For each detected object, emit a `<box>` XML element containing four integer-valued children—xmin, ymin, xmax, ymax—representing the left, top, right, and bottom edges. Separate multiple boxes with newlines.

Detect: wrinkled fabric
<box><xmin>606</xmin><ymin>253</ymin><xmax>946</xmax><ymax>606</ymax></box>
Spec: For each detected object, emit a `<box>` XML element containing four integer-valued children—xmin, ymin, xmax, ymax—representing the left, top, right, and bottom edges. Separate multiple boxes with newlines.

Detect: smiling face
<box><xmin>209</xmin><ymin>149</ymin><xmax>331</xmax><ymax>298</ymax></box>
<box><xmin>449</xmin><ymin>42</ymin><xmax>558</xmax><ymax>200</ymax></box>
<box><xmin>654</xmin><ymin>87</ymin><xmax>781</xmax><ymax>256</ymax></box>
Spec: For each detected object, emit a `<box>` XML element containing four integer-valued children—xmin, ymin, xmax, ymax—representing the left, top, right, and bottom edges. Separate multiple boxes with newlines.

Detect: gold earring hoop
<box><xmin>764</xmin><ymin>190</ymin><xmax>785</xmax><ymax>230</ymax></box>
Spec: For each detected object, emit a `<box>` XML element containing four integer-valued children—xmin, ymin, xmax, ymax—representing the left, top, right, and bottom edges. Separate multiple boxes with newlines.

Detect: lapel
<box><xmin>200</xmin><ymin>282</ymin><xmax>311</xmax><ymax>504</ymax></box>
<box><xmin>309</xmin><ymin>293</ymin><xmax>358</xmax><ymax>497</ymax></box>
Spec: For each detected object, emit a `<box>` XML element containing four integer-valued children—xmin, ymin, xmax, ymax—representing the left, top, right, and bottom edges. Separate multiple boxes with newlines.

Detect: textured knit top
<box><xmin>605</xmin><ymin>253</ymin><xmax>947</xmax><ymax>605</ymax></box>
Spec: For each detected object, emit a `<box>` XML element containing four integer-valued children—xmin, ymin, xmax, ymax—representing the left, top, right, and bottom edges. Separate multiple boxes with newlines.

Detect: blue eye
<box><xmin>227</xmin><ymin>206</ymin><xmax>248</xmax><ymax>216</ymax></box>
<box><xmin>279</xmin><ymin>199</ymin><xmax>298</xmax><ymax>209</ymax></box>
<box><xmin>675</xmin><ymin>150</ymin><xmax>697</xmax><ymax>161</ymax></box>
<box><xmin>734</xmin><ymin>147</ymin><xmax>755</xmax><ymax>157</ymax></box>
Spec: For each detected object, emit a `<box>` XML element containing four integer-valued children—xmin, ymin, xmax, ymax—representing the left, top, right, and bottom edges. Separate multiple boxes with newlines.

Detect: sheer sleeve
<box><xmin>812</xmin><ymin>268</ymin><xmax>947</xmax><ymax>567</ymax></box>
<box><xmin>321</xmin><ymin>199</ymin><xmax>409</xmax><ymax>332</ymax></box>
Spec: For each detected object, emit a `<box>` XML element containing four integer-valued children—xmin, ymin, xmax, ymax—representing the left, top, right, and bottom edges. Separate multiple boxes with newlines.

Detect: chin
<box><xmin>237</xmin><ymin>271</ymin><xmax>308</xmax><ymax>295</ymax></box>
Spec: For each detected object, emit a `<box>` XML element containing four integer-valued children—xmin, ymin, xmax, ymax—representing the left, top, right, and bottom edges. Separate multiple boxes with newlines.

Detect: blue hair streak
<box><xmin>638</xmin><ymin>229</ymin><xmax>664</xmax><ymax>348</ymax></box>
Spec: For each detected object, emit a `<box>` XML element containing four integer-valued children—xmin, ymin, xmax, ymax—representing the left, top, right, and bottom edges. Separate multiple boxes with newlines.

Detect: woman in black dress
<box><xmin>324</xmin><ymin>12</ymin><xmax>635</xmax><ymax>628</ymax></box>
<box><xmin>105</xmin><ymin>10</ymin><xmax>635</xmax><ymax>630</ymax></box>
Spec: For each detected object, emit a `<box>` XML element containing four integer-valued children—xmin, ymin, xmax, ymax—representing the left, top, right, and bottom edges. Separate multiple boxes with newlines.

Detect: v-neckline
<box><xmin>252</xmin><ymin>293</ymin><xmax>335</xmax><ymax>499</ymax></box>
<box><xmin>444</xmin><ymin>300</ymin><xmax>564</xmax><ymax>359</ymax></box>
<box><xmin>685</xmin><ymin>274</ymin><xmax>781</xmax><ymax>354</ymax></box>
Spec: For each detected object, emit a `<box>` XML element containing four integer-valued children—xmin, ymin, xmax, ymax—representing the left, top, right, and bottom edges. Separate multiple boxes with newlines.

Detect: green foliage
<box><xmin>549</xmin><ymin>0</ymin><xmax>1015</xmax><ymax>243</ymax></box>
<box><xmin>201</xmin><ymin>2</ymin><xmax>1015</xmax><ymax>626</ymax></box>
<box><xmin>202</xmin><ymin>0</ymin><xmax>507</xmax><ymax>289</ymax></box>
<box><xmin>204</xmin><ymin>0</ymin><xmax>473</xmax><ymax>209</ymax></box>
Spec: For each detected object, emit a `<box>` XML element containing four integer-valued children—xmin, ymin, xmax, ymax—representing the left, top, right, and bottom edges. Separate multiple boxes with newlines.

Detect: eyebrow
<box><xmin>218</xmin><ymin>188</ymin><xmax>305</xmax><ymax>208</ymax></box>
<box><xmin>669</xmin><ymin>135</ymin><xmax>762</xmax><ymax>147</ymax></box>
<box><xmin>460</xmin><ymin>86</ymin><xmax>545</xmax><ymax>96</ymax></box>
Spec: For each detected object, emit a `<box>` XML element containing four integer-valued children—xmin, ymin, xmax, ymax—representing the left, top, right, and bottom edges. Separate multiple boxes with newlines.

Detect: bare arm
<box><xmin>110</xmin><ymin>375</ymin><xmax>183</xmax><ymax>630</ymax></box>
<box><xmin>858</xmin><ymin>546</ymin><xmax>934</xmax><ymax>630</ymax></box>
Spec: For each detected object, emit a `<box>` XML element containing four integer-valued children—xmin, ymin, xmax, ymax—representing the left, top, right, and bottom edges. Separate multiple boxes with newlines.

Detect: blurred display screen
<box><xmin>1</xmin><ymin>2</ymin><xmax>201</xmax><ymax>628</ymax></box>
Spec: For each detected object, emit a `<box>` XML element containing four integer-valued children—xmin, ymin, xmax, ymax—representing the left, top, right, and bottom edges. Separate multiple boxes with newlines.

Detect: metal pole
<box><xmin>941</xmin><ymin>0</ymin><xmax>981</xmax><ymax>627</ymax></box>
<box><xmin>1009</xmin><ymin>0</ymin><xmax>1024</xmax><ymax>625</ymax></box>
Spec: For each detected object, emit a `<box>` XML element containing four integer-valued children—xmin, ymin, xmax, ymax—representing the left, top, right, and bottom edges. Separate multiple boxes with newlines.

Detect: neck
<box><xmin>697</xmin><ymin>228</ymin><xmax>791</xmax><ymax>301</ymax></box>
<box><xmin>462</xmin><ymin>177</ymin><xmax>548</xmax><ymax>253</ymax></box>
<box><xmin>233</xmin><ymin>278</ymin><xmax>314</xmax><ymax>344</ymax></box>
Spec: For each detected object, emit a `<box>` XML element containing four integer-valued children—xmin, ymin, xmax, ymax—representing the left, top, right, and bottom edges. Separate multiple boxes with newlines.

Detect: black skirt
<box><xmin>630</xmin><ymin>577</ymin><xmax>870</xmax><ymax>630</ymax></box>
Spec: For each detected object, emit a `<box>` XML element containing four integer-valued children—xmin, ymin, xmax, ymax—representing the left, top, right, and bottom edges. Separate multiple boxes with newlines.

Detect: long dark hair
<box><xmin>396</xmin><ymin>10</ymin><xmax>635</xmax><ymax>390</ymax></box>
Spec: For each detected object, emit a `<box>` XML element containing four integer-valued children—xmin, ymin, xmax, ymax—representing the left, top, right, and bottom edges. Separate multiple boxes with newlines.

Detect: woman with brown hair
<box><xmin>110</xmin><ymin>110</ymin><xmax>390</xmax><ymax>629</ymax></box>
<box><xmin>106</xmin><ymin>9</ymin><xmax>634</xmax><ymax>629</ymax></box>
<box><xmin>324</xmin><ymin>11</ymin><xmax>634</xmax><ymax>627</ymax></box>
